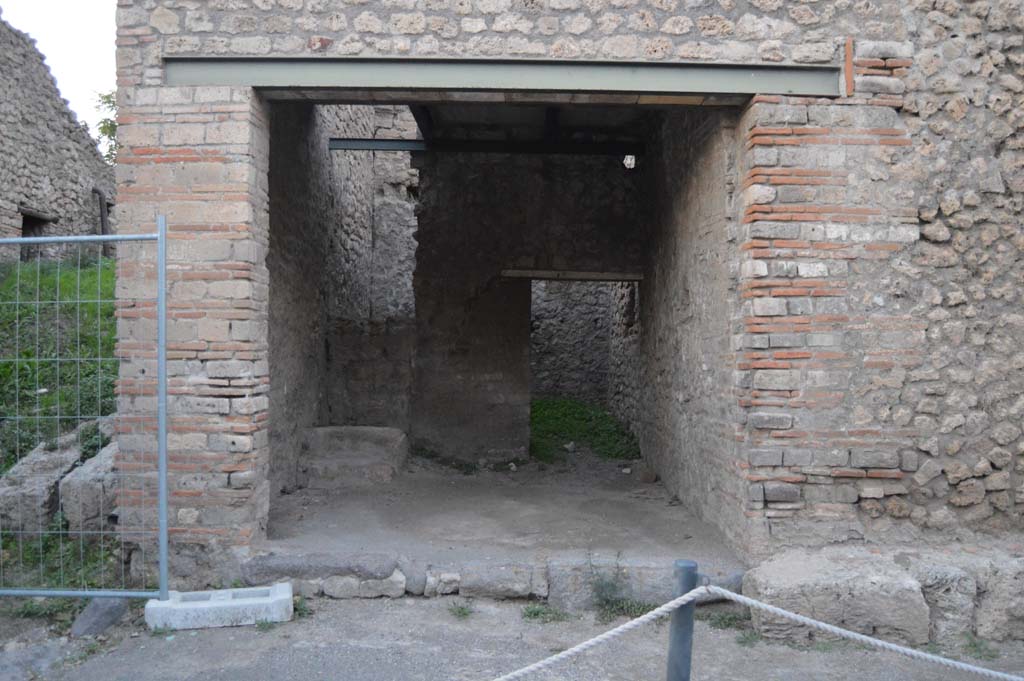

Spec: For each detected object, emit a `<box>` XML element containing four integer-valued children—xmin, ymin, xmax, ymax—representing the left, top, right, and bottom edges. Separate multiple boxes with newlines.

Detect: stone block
<box><xmin>750</xmin><ymin>449</ymin><xmax>783</xmax><ymax>467</ymax></box>
<box><xmin>850</xmin><ymin>450</ymin><xmax>899</xmax><ymax>469</ymax></box>
<box><xmin>748</xmin><ymin>412</ymin><xmax>793</xmax><ymax>430</ymax></box>
<box><xmin>752</xmin><ymin>297</ymin><xmax>788</xmax><ymax>317</ymax></box>
<box><xmin>752</xmin><ymin>370</ymin><xmax>801</xmax><ymax>391</ymax></box>
<box><xmin>145</xmin><ymin>583</ymin><xmax>293</xmax><ymax>631</ymax></box>
<box><xmin>459</xmin><ymin>562</ymin><xmax>541</xmax><ymax>599</ymax></box>
<box><xmin>323</xmin><ymin>569</ymin><xmax>406</xmax><ymax>598</ymax></box>
<box><xmin>60</xmin><ymin>442</ymin><xmax>119</xmax><ymax>532</ymax></box>
<box><xmin>763</xmin><ymin>481</ymin><xmax>801</xmax><ymax>502</ymax></box>
<box><xmin>743</xmin><ymin>550</ymin><xmax>929</xmax><ymax>646</ymax></box>
<box><xmin>71</xmin><ymin>598</ymin><xmax>129</xmax><ymax>637</ymax></box>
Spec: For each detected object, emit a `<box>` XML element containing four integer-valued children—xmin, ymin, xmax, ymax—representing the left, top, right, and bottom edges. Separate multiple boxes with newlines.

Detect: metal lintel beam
<box><xmin>164</xmin><ymin>58</ymin><xmax>840</xmax><ymax>97</ymax></box>
<box><xmin>329</xmin><ymin>138</ymin><xmax>644</xmax><ymax>156</ymax></box>
<box><xmin>501</xmin><ymin>269</ymin><xmax>643</xmax><ymax>282</ymax></box>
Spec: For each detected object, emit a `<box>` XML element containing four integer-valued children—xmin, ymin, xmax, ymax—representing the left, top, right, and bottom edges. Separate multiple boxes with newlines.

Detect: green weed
<box><xmin>448</xmin><ymin>601</ymin><xmax>474</xmax><ymax>620</ymax></box>
<box><xmin>522</xmin><ymin>603</ymin><xmax>570</xmax><ymax>624</ymax></box>
<box><xmin>255</xmin><ymin>619</ymin><xmax>276</xmax><ymax>632</ymax></box>
<box><xmin>962</xmin><ymin>633</ymin><xmax>999</xmax><ymax>661</ymax></box>
<box><xmin>293</xmin><ymin>595</ymin><xmax>312</xmax><ymax>618</ymax></box>
<box><xmin>735</xmin><ymin>630</ymin><xmax>761</xmax><ymax>648</ymax></box>
<box><xmin>592</xmin><ymin>577</ymin><xmax>656</xmax><ymax>624</ymax></box>
<box><xmin>529</xmin><ymin>398</ymin><xmax>640</xmax><ymax>463</ymax></box>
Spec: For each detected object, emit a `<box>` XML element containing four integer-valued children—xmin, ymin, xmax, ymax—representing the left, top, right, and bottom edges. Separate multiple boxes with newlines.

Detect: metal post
<box><xmin>666</xmin><ymin>560</ymin><xmax>698</xmax><ymax>681</ymax></box>
<box><xmin>156</xmin><ymin>216</ymin><xmax>169</xmax><ymax>600</ymax></box>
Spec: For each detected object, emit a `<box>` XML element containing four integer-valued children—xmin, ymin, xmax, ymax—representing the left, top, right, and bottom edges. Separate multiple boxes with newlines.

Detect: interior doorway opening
<box><xmin>258</xmin><ymin>96</ymin><xmax>748</xmax><ymax>602</ymax></box>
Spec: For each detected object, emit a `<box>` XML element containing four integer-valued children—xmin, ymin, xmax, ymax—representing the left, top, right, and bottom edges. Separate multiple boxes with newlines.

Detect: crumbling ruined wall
<box><xmin>325</xmin><ymin>106</ymin><xmax>418</xmax><ymax>430</ymax></box>
<box><xmin>638</xmin><ymin>110</ymin><xmax>748</xmax><ymax>550</ymax></box>
<box><xmin>530</xmin><ymin>280</ymin><xmax>615</xmax><ymax>406</ymax></box>
<box><xmin>413</xmin><ymin>154</ymin><xmax>645</xmax><ymax>460</ymax></box>
<box><xmin>0</xmin><ymin>11</ymin><xmax>113</xmax><ymax>239</ymax></box>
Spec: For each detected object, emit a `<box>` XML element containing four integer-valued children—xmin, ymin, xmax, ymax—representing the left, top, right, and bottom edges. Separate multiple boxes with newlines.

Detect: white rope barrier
<box><xmin>705</xmin><ymin>586</ymin><xmax>1024</xmax><ymax>681</ymax></box>
<box><xmin>486</xmin><ymin>585</ymin><xmax>1024</xmax><ymax>681</ymax></box>
<box><xmin>488</xmin><ymin>587</ymin><xmax>710</xmax><ymax>681</ymax></box>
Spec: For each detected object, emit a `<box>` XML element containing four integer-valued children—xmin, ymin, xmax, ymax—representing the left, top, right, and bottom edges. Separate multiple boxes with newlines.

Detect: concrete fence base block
<box><xmin>145</xmin><ymin>582</ymin><xmax>293</xmax><ymax>631</ymax></box>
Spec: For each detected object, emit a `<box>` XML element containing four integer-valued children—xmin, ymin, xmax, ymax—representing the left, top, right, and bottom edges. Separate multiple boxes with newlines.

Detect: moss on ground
<box><xmin>529</xmin><ymin>397</ymin><xmax>640</xmax><ymax>463</ymax></box>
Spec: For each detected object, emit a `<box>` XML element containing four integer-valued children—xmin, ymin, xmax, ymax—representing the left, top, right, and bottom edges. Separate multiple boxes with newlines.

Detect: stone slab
<box><xmin>144</xmin><ymin>583</ymin><xmax>293</xmax><ymax>631</ymax></box>
<box><xmin>71</xmin><ymin>598</ymin><xmax>129</xmax><ymax>638</ymax></box>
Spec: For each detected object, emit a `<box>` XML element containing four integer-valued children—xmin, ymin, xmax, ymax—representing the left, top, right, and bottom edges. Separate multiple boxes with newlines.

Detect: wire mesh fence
<box><xmin>0</xmin><ymin>226</ymin><xmax>167</xmax><ymax>598</ymax></box>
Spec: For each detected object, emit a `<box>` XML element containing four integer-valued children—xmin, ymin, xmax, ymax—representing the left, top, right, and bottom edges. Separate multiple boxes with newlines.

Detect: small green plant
<box><xmin>529</xmin><ymin>398</ymin><xmax>640</xmax><ymax>463</ymax></box>
<box><xmin>522</xmin><ymin>603</ymin><xmax>569</xmax><ymax>624</ymax></box>
<box><xmin>592</xmin><ymin>577</ymin><xmax>656</xmax><ymax>624</ymax></box>
<box><xmin>149</xmin><ymin>626</ymin><xmax>171</xmax><ymax>637</ymax></box>
<box><xmin>448</xmin><ymin>601</ymin><xmax>474</xmax><ymax>620</ymax></box>
<box><xmin>735</xmin><ymin>630</ymin><xmax>761</xmax><ymax>648</ymax></box>
<box><xmin>703</xmin><ymin>610</ymin><xmax>751</xmax><ymax>631</ymax></box>
<box><xmin>962</xmin><ymin>633</ymin><xmax>999</xmax><ymax>661</ymax></box>
<box><xmin>78</xmin><ymin>422</ymin><xmax>111</xmax><ymax>461</ymax></box>
<box><xmin>70</xmin><ymin>641</ymin><xmax>103</xmax><ymax>664</ymax></box>
<box><xmin>293</xmin><ymin>595</ymin><xmax>311</xmax><ymax>618</ymax></box>
<box><xmin>2</xmin><ymin>596</ymin><xmax>84</xmax><ymax>621</ymax></box>
<box><xmin>231</xmin><ymin>579</ymin><xmax>245</xmax><ymax>589</ymax></box>
<box><xmin>810</xmin><ymin>639</ymin><xmax>839</xmax><ymax>653</ymax></box>
<box><xmin>255</xmin><ymin>619</ymin><xmax>276</xmax><ymax>632</ymax></box>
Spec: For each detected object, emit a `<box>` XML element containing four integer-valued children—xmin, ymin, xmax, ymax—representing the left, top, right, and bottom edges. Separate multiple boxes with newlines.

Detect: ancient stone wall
<box><xmin>638</xmin><ymin>110</ymin><xmax>748</xmax><ymax>550</ymax></box>
<box><xmin>606</xmin><ymin>281</ymin><xmax>641</xmax><ymax>432</ymax></box>
<box><xmin>325</xmin><ymin>106</ymin><xmax>419</xmax><ymax>430</ymax></box>
<box><xmin>413</xmin><ymin>153</ymin><xmax>645</xmax><ymax>460</ymax></box>
<box><xmin>0</xmin><ymin>11</ymin><xmax>113</xmax><ymax>240</ymax></box>
<box><xmin>530</xmin><ymin>280</ymin><xmax>614</xmax><ymax>406</ymax></box>
<box><xmin>268</xmin><ymin>104</ymin><xmax>372</xmax><ymax>495</ymax></box>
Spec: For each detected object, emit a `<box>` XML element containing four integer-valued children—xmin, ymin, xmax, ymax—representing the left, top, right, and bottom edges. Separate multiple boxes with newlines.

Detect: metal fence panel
<box><xmin>0</xmin><ymin>219</ymin><xmax>167</xmax><ymax>599</ymax></box>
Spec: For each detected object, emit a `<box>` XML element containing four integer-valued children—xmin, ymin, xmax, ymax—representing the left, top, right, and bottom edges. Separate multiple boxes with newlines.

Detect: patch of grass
<box><xmin>0</xmin><ymin>513</ymin><xmax>126</xmax><ymax>593</ymax></box>
<box><xmin>962</xmin><ymin>632</ymin><xmax>999</xmax><ymax>661</ymax></box>
<box><xmin>448</xmin><ymin>601</ymin><xmax>474</xmax><ymax>620</ymax></box>
<box><xmin>255</xmin><ymin>619</ymin><xmax>276</xmax><ymax>632</ymax></box>
<box><xmin>149</xmin><ymin>626</ymin><xmax>171</xmax><ymax>637</ymax></box>
<box><xmin>0</xmin><ymin>256</ymin><xmax>117</xmax><ymax>475</ymax></box>
<box><xmin>529</xmin><ymin>398</ymin><xmax>640</xmax><ymax>463</ymax></box>
<box><xmin>735</xmin><ymin>630</ymin><xmax>761</xmax><ymax>648</ymax></box>
<box><xmin>412</xmin><ymin>446</ymin><xmax>479</xmax><ymax>475</ymax></box>
<box><xmin>293</xmin><ymin>595</ymin><xmax>311</xmax><ymax>618</ymax></box>
<box><xmin>592</xmin><ymin>577</ymin><xmax>656</xmax><ymax>624</ymax></box>
<box><xmin>522</xmin><ymin>603</ymin><xmax>570</xmax><ymax>624</ymax></box>
<box><xmin>1</xmin><ymin>596</ymin><xmax>84</xmax><ymax>622</ymax></box>
<box><xmin>69</xmin><ymin>640</ymin><xmax>103</xmax><ymax>665</ymax></box>
<box><xmin>701</xmin><ymin>610</ymin><xmax>751</xmax><ymax>631</ymax></box>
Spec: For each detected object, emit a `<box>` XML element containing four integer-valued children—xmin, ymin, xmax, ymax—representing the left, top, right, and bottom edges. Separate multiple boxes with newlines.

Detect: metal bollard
<box><xmin>666</xmin><ymin>560</ymin><xmax>698</xmax><ymax>681</ymax></box>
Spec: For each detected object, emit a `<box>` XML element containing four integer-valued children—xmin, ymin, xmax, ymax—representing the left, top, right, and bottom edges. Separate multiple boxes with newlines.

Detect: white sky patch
<box><xmin>1</xmin><ymin>0</ymin><xmax>117</xmax><ymax>145</ymax></box>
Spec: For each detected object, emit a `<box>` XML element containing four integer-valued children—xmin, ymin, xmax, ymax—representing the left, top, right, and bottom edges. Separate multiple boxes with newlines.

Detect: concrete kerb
<box><xmin>144</xmin><ymin>583</ymin><xmax>293</xmax><ymax>631</ymax></box>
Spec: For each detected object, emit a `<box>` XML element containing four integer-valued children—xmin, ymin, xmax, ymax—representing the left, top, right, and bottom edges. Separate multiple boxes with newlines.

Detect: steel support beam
<box><xmin>329</xmin><ymin>138</ymin><xmax>644</xmax><ymax>156</ymax></box>
<box><xmin>164</xmin><ymin>58</ymin><xmax>841</xmax><ymax>98</ymax></box>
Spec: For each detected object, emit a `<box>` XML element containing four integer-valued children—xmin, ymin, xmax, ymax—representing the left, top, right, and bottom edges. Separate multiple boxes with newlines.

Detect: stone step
<box><xmin>299</xmin><ymin>426</ymin><xmax>409</xmax><ymax>487</ymax></box>
<box><xmin>241</xmin><ymin>549</ymin><xmax>745</xmax><ymax>612</ymax></box>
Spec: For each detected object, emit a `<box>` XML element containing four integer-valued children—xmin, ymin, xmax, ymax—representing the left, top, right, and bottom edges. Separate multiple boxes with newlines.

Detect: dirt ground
<box><xmin>4</xmin><ymin>596</ymin><xmax>1024</xmax><ymax>681</ymax></box>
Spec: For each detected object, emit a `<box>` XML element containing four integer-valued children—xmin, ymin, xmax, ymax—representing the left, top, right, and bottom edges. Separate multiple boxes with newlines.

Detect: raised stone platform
<box><xmin>248</xmin><ymin>452</ymin><xmax>746</xmax><ymax>611</ymax></box>
<box><xmin>299</xmin><ymin>426</ymin><xmax>409</xmax><ymax>488</ymax></box>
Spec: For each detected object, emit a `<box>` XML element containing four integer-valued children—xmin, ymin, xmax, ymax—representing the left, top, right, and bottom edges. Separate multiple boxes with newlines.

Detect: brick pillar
<box><xmin>735</xmin><ymin>83</ymin><xmax>920</xmax><ymax>551</ymax></box>
<box><xmin>115</xmin><ymin>79</ymin><xmax>271</xmax><ymax>580</ymax></box>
